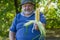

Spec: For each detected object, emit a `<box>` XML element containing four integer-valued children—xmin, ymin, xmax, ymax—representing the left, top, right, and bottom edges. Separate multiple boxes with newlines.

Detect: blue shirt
<box><xmin>10</xmin><ymin>12</ymin><xmax>46</xmax><ymax>40</ymax></box>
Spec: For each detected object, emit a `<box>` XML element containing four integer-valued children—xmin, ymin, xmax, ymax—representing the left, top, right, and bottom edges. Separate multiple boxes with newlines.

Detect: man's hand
<box><xmin>34</xmin><ymin>23</ymin><xmax>39</xmax><ymax>30</ymax></box>
<box><xmin>34</xmin><ymin>23</ymin><xmax>45</xmax><ymax>30</ymax></box>
<box><xmin>9</xmin><ymin>31</ymin><xmax>16</xmax><ymax>40</ymax></box>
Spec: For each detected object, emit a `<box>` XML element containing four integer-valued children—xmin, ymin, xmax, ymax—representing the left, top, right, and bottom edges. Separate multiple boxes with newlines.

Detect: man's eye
<box><xmin>23</xmin><ymin>5</ymin><xmax>32</xmax><ymax>7</ymax></box>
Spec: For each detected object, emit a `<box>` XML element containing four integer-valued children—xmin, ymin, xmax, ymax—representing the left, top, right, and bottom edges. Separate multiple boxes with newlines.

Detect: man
<box><xmin>9</xmin><ymin>0</ymin><xmax>46</xmax><ymax>40</ymax></box>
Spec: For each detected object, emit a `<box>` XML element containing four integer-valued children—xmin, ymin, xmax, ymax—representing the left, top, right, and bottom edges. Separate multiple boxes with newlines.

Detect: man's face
<box><xmin>22</xmin><ymin>3</ymin><xmax>34</xmax><ymax>15</ymax></box>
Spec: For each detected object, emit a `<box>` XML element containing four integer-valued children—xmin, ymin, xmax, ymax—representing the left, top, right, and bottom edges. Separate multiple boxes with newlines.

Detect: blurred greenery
<box><xmin>0</xmin><ymin>0</ymin><xmax>60</xmax><ymax>40</ymax></box>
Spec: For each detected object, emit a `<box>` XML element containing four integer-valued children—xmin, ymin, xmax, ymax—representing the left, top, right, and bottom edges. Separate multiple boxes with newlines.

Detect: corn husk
<box><xmin>24</xmin><ymin>20</ymin><xmax>34</xmax><ymax>27</ymax></box>
<box><xmin>37</xmin><ymin>21</ymin><xmax>46</xmax><ymax>37</ymax></box>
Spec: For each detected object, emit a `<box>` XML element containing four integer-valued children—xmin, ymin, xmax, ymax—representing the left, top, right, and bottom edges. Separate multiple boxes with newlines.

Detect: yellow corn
<box><xmin>35</xmin><ymin>8</ymin><xmax>40</xmax><ymax>22</ymax></box>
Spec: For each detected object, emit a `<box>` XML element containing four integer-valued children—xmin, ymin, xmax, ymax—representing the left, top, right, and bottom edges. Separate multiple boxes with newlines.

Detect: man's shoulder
<box><xmin>16</xmin><ymin>12</ymin><xmax>21</xmax><ymax>15</ymax></box>
<box><xmin>15</xmin><ymin>13</ymin><xmax>21</xmax><ymax>19</ymax></box>
<box><xmin>16</xmin><ymin>13</ymin><xmax>21</xmax><ymax>16</ymax></box>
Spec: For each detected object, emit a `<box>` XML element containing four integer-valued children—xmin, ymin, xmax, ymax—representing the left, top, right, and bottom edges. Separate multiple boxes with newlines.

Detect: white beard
<box><xmin>23</xmin><ymin>11</ymin><xmax>33</xmax><ymax>15</ymax></box>
<box><xmin>22</xmin><ymin>9</ymin><xmax>34</xmax><ymax>15</ymax></box>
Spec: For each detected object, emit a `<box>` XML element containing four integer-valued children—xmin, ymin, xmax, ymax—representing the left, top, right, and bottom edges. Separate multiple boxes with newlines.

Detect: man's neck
<box><xmin>24</xmin><ymin>13</ymin><xmax>32</xmax><ymax>17</ymax></box>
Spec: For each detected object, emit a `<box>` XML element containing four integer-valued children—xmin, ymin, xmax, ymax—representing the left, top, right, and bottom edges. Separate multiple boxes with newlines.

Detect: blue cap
<box><xmin>20</xmin><ymin>0</ymin><xmax>35</xmax><ymax>5</ymax></box>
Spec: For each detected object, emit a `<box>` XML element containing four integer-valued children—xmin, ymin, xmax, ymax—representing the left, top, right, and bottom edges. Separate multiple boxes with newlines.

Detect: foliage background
<box><xmin>0</xmin><ymin>0</ymin><xmax>60</xmax><ymax>40</ymax></box>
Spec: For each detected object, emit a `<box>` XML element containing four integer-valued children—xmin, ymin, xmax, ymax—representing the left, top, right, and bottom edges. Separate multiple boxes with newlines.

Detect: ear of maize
<box><xmin>35</xmin><ymin>7</ymin><xmax>46</xmax><ymax>36</ymax></box>
<box><xmin>35</xmin><ymin>8</ymin><xmax>40</xmax><ymax>22</ymax></box>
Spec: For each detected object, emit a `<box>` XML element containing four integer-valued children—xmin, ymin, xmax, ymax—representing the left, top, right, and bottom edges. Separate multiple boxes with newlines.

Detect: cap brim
<box><xmin>20</xmin><ymin>2</ymin><xmax>35</xmax><ymax>6</ymax></box>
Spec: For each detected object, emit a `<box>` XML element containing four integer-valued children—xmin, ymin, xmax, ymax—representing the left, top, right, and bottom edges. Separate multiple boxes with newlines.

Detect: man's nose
<box><xmin>25</xmin><ymin>6</ymin><xmax>30</xmax><ymax>9</ymax></box>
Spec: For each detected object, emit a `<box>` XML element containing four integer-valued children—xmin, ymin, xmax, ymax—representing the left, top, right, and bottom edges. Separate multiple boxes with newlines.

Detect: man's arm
<box><xmin>9</xmin><ymin>14</ymin><xmax>19</xmax><ymax>40</ymax></box>
<box><xmin>9</xmin><ymin>31</ymin><xmax>16</xmax><ymax>40</ymax></box>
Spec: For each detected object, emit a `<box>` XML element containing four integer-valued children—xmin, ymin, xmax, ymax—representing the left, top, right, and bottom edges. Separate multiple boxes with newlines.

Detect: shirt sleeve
<box><xmin>40</xmin><ymin>12</ymin><xmax>46</xmax><ymax>24</ymax></box>
<box><xmin>10</xmin><ymin>15</ymin><xmax>17</xmax><ymax>33</ymax></box>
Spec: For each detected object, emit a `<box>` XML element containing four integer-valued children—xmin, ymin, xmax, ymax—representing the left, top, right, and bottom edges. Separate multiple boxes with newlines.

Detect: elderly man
<box><xmin>9</xmin><ymin>0</ymin><xmax>46</xmax><ymax>40</ymax></box>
